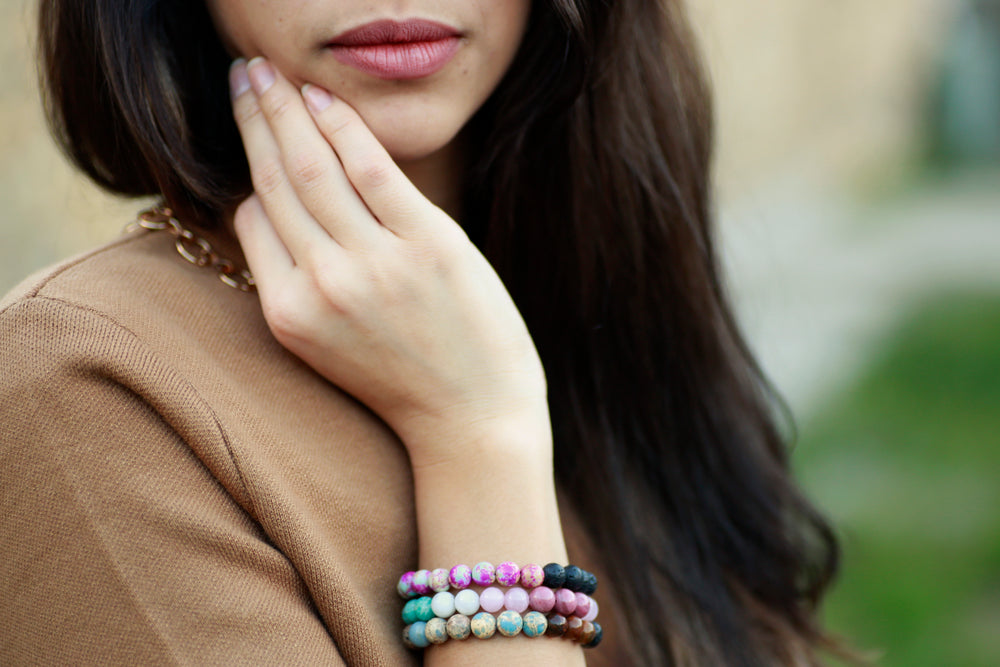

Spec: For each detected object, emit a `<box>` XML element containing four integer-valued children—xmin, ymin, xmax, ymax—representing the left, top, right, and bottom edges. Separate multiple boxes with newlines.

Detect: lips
<box><xmin>327</xmin><ymin>19</ymin><xmax>462</xmax><ymax>80</ymax></box>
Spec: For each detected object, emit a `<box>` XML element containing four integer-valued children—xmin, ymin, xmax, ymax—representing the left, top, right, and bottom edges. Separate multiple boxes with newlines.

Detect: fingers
<box><xmin>301</xmin><ymin>82</ymin><xmax>441</xmax><ymax>238</ymax></box>
<box><xmin>230</xmin><ymin>60</ymin><xmax>334</xmax><ymax>259</ymax></box>
<box><xmin>232</xmin><ymin>194</ymin><xmax>294</xmax><ymax>286</ymax></box>
<box><xmin>233</xmin><ymin>59</ymin><xmax>379</xmax><ymax>251</ymax></box>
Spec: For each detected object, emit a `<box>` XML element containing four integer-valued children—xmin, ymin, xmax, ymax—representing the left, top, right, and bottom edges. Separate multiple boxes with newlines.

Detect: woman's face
<box><xmin>207</xmin><ymin>1</ymin><xmax>531</xmax><ymax>163</ymax></box>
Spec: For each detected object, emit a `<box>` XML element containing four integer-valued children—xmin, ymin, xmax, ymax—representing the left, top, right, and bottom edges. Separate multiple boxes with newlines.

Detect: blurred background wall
<box><xmin>3</xmin><ymin>0</ymin><xmax>998</xmax><ymax>664</ymax></box>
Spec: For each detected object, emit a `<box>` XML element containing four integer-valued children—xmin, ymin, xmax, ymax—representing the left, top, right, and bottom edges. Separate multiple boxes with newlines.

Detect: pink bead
<box><xmin>428</xmin><ymin>568</ymin><xmax>450</xmax><ymax>593</ymax></box>
<box><xmin>504</xmin><ymin>587</ymin><xmax>529</xmax><ymax>613</ymax></box>
<box><xmin>583</xmin><ymin>598</ymin><xmax>599</xmax><ymax>622</ymax></box>
<box><xmin>412</xmin><ymin>569</ymin><xmax>430</xmax><ymax>595</ymax></box>
<box><xmin>520</xmin><ymin>563</ymin><xmax>545</xmax><ymax>589</ymax></box>
<box><xmin>397</xmin><ymin>571</ymin><xmax>415</xmax><ymax>599</ymax></box>
<box><xmin>528</xmin><ymin>586</ymin><xmax>555</xmax><ymax>613</ymax></box>
<box><xmin>449</xmin><ymin>564</ymin><xmax>472</xmax><ymax>589</ymax></box>
<box><xmin>472</xmin><ymin>562</ymin><xmax>496</xmax><ymax>586</ymax></box>
<box><xmin>495</xmin><ymin>561</ymin><xmax>520</xmax><ymax>587</ymax></box>
<box><xmin>574</xmin><ymin>592</ymin><xmax>591</xmax><ymax>618</ymax></box>
<box><xmin>554</xmin><ymin>588</ymin><xmax>577</xmax><ymax>616</ymax></box>
<box><xmin>479</xmin><ymin>586</ymin><xmax>505</xmax><ymax>613</ymax></box>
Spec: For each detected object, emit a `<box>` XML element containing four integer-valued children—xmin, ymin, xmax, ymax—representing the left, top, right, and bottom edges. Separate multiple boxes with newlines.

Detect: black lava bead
<box><xmin>584</xmin><ymin>622</ymin><xmax>603</xmax><ymax>648</ymax></box>
<box><xmin>563</xmin><ymin>565</ymin><xmax>585</xmax><ymax>592</ymax></box>
<box><xmin>581</xmin><ymin>571</ymin><xmax>598</xmax><ymax>595</ymax></box>
<box><xmin>542</xmin><ymin>562</ymin><xmax>566</xmax><ymax>588</ymax></box>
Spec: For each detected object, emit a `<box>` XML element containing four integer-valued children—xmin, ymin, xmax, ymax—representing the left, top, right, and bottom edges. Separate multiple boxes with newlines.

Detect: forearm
<box><xmin>410</xmin><ymin>423</ymin><xmax>585</xmax><ymax>666</ymax></box>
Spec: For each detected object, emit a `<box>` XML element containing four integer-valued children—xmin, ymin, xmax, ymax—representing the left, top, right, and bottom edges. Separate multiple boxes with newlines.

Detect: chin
<box><xmin>354</xmin><ymin>99</ymin><xmax>465</xmax><ymax>163</ymax></box>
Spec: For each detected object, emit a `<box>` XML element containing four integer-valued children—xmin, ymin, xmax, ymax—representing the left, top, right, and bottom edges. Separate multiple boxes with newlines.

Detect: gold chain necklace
<box><xmin>125</xmin><ymin>206</ymin><xmax>256</xmax><ymax>292</ymax></box>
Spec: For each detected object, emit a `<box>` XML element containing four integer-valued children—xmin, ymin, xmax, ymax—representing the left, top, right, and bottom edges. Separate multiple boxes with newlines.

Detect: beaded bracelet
<box><xmin>402</xmin><ymin>589</ymin><xmax>599</xmax><ymax>623</ymax></box>
<box><xmin>402</xmin><ymin>612</ymin><xmax>603</xmax><ymax>649</ymax></box>
<box><xmin>398</xmin><ymin>562</ymin><xmax>597</xmax><ymax>598</ymax></box>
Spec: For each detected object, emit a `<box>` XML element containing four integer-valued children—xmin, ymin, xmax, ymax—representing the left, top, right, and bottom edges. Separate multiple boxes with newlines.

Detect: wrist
<box><xmin>403</xmin><ymin>409</ymin><xmax>553</xmax><ymax>475</ymax></box>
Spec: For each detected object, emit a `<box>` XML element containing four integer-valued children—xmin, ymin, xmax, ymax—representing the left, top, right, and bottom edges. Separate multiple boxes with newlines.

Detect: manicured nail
<box><xmin>247</xmin><ymin>57</ymin><xmax>276</xmax><ymax>94</ymax></box>
<box><xmin>229</xmin><ymin>59</ymin><xmax>250</xmax><ymax>100</ymax></box>
<box><xmin>302</xmin><ymin>84</ymin><xmax>333</xmax><ymax>113</ymax></box>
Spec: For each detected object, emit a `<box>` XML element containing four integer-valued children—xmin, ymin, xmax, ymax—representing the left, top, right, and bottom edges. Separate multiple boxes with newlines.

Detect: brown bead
<box><xmin>546</xmin><ymin>614</ymin><xmax>568</xmax><ymax>637</ymax></box>
<box><xmin>565</xmin><ymin>616</ymin><xmax>585</xmax><ymax>641</ymax></box>
<box><xmin>579</xmin><ymin>621</ymin><xmax>597</xmax><ymax>645</ymax></box>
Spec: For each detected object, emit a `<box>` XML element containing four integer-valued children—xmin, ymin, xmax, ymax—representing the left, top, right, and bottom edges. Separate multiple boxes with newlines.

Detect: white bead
<box><xmin>431</xmin><ymin>591</ymin><xmax>456</xmax><ymax>618</ymax></box>
<box><xmin>453</xmin><ymin>589</ymin><xmax>480</xmax><ymax>616</ymax></box>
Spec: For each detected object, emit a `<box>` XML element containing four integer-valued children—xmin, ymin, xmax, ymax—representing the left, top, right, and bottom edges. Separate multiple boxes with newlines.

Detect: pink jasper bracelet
<box><xmin>398</xmin><ymin>562</ymin><xmax>554</xmax><ymax>598</ymax></box>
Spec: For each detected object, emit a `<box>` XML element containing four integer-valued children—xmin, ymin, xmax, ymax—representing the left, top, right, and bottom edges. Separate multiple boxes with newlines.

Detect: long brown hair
<box><xmin>39</xmin><ymin>0</ymin><xmax>841</xmax><ymax>663</ymax></box>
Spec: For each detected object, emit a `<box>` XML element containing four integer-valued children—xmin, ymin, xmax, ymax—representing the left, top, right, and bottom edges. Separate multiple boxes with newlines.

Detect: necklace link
<box><xmin>126</xmin><ymin>206</ymin><xmax>256</xmax><ymax>292</ymax></box>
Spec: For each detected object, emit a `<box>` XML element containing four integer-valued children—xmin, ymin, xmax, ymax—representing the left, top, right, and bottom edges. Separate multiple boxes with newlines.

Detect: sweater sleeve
<box><xmin>0</xmin><ymin>295</ymin><xmax>347</xmax><ymax>665</ymax></box>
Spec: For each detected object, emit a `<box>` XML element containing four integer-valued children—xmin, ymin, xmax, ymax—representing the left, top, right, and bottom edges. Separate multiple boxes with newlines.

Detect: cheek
<box><xmin>205</xmin><ymin>1</ymin><xmax>299</xmax><ymax>61</ymax></box>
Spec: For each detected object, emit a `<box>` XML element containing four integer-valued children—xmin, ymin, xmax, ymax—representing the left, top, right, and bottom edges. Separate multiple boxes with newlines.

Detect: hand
<box><xmin>228</xmin><ymin>58</ymin><xmax>549</xmax><ymax>468</ymax></box>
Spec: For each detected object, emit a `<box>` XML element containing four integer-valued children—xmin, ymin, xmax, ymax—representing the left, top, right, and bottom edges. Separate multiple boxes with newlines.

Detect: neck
<box><xmin>396</xmin><ymin>134</ymin><xmax>466</xmax><ymax>223</ymax></box>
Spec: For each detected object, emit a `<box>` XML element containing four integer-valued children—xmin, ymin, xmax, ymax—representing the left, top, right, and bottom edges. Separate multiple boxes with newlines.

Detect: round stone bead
<box><xmin>428</xmin><ymin>568</ymin><xmax>450</xmax><ymax>593</ymax></box>
<box><xmin>522</xmin><ymin>610</ymin><xmax>548</xmax><ymax>638</ymax></box>
<box><xmin>496</xmin><ymin>610</ymin><xmax>524</xmax><ymax>637</ymax></box>
<box><xmin>424</xmin><ymin>617</ymin><xmax>449</xmax><ymax>645</ymax></box>
<box><xmin>528</xmin><ymin>586</ymin><xmax>555</xmax><ymax>613</ymax></box>
<box><xmin>542</xmin><ymin>563</ymin><xmax>566</xmax><ymax>588</ymax></box>
<box><xmin>408</xmin><ymin>621</ymin><xmax>430</xmax><ymax>648</ymax></box>
<box><xmin>563</xmin><ymin>565</ymin><xmax>584</xmax><ymax>592</ymax></box>
<box><xmin>479</xmin><ymin>586</ymin><xmax>505</xmax><ymax>614</ymax></box>
<box><xmin>554</xmin><ymin>588</ymin><xmax>577</xmax><ymax>616</ymax></box>
<box><xmin>413</xmin><ymin>596</ymin><xmax>435</xmax><ymax>622</ymax></box>
<box><xmin>471</xmin><ymin>562</ymin><xmax>496</xmax><ymax>586</ymax></box>
<box><xmin>579</xmin><ymin>620</ymin><xmax>597</xmax><ymax>646</ymax></box>
<box><xmin>495</xmin><ymin>561</ymin><xmax>520</xmax><ymax>587</ymax></box>
<box><xmin>402</xmin><ymin>599</ymin><xmax>421</xmax><ymax>624</ymax></box>
<box><xmin>581</xmin><ymin>571</ymin><xmax>598</xmax><ymax>595</ymax></box>
<box><xmin>573</xmin><ymin>593</ymin><xmax>591</xmax><ymax>619</ymax></box>
<box><xmin>402</xmin><ymin>625</ymin><xmax>416</xmax><ymax>650</ymax></box>
<box><xmin>454</xmin><ymin>589</ymin><xmax>480</xmax><ymax>616</ymax></box>
<box><xmin>546</xmin><ymin>614</ymin><xmax>568</xmax><ymax>637</ymax></box>
<box><xmin>412</xmin><ymin>569</ymin><xmax>431</xmax><ymax>595</ymax></box>
<box><xmin>520</xmin><ymin>563</ymin><xmax>545</xmax><ymax>589</ymax></box>
<box><xmin>431</xmin><ymin>591</ymin><xmax>456</xmax><ymax>619</ymax></box>
<box><xmin>397</xmin><ymin>571</ymin><xmax>416</xmax><ymax>599</ymax></box>
<box><xmin>449</xmin><ymin>564</ymin><xmax>473</xmax><ymax>590</ymax></box>
<box><xmin>446</xmin><ymin>613</ymin><xmax>472</xmax><ymax>640</ymax></box>
<box><xmin>585</xmin><ymin>622</ymin><xmax>603</xmax><ymax>648</ymax></box>
<box><xmin>470</xmin><ymin>612</ymin><xmax>497</xmax><ymax>639</ymax></box>
<box><xmin>582</xmin><ymin>598</ymin><xmax>599</xmax><ymax>622</ymax></box>
<box><xmin>504</xmin><ymin>587</ymin><xmax>529</xmax><ymax>614</ymax></box>
<box><xmin>565</xmin><ymin>616</ymin><xmax>585</xmax><ymax>641</ymax></box>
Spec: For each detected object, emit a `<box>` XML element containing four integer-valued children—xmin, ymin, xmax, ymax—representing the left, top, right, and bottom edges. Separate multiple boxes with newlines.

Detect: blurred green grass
<box><xmin>797</xmin><ymin>292</ymin><xmax>1000</xmax><ymax>667</ymax></box>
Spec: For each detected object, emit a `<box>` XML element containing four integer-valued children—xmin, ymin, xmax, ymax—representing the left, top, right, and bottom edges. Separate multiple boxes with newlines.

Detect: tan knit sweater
<box><xmin>0</xmin><ymin>229</ymin><xmax>619</xmax><ymax>665</ymax></box>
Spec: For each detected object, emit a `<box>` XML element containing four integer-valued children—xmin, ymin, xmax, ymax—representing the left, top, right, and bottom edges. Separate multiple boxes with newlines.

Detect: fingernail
<box><xmin>229</xmin><ymin>59</ymin><xmax>250</xmax><ymax>100</ymax></box>
<box><xmin>302</xmin><ymin>84</ymin><xmax>333</xmax><ymax>113</ymax></box>
<box><xmin>247</xmin><ymin>57</ymin><xmax>276</xmax><ymax>94</ymax></box>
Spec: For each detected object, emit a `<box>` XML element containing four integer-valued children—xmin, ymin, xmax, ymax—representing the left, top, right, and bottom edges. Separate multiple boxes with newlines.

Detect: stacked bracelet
<box><xmin>403</xmin><ymin>613</ymin><xmax>603</xmax><ymax>649</ymax></box>
<box><xmin>398</xmin><ymin>562</ymin><xmax>598</xmax><ymax>598</ymax></box>
<box><xmin>402</xmin><ymin>589</ymin><xmax>599</xmax><ymax>622</ymax></box>
<box><xmin>398</xmin><ymin>561</ymin><xmax>603</xmax><ymax>651</ymax></box>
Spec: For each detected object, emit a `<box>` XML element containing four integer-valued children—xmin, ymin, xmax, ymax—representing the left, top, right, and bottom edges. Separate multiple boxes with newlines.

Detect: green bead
<box><xmin>401</xmin><ymin>599</ymin><xmax>420</xmax><ymax>624</ymax></box>
<box><xmin>414</xmin><ymin>596</ymin><xmax>435</xmax><ymax>622</ymax></box>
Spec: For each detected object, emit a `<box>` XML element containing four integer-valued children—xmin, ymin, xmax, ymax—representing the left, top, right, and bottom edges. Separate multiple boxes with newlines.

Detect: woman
<box><xmin>1</xmin><ymin>0</ymin><xmax>840</xmax><ymax>664</ymax></box>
